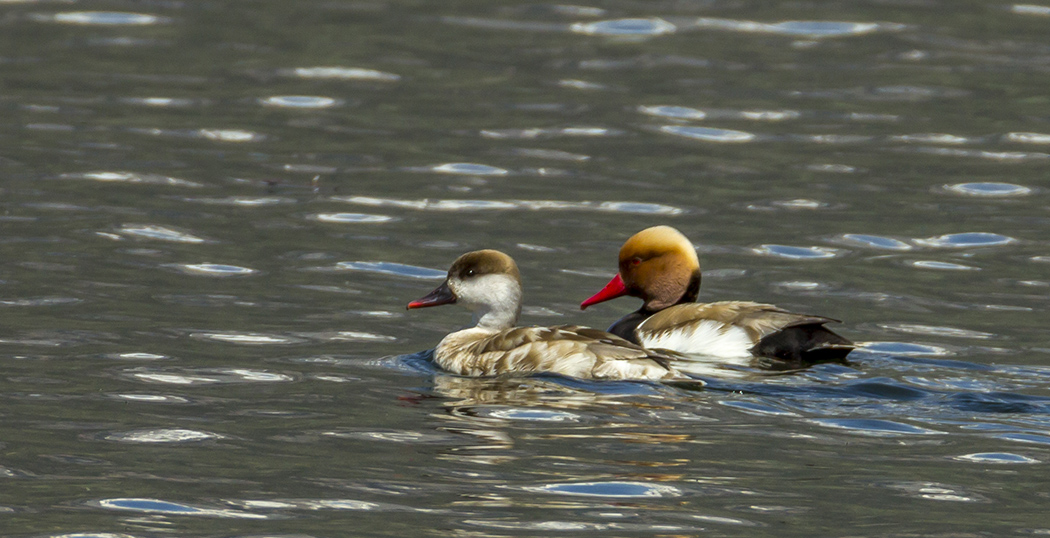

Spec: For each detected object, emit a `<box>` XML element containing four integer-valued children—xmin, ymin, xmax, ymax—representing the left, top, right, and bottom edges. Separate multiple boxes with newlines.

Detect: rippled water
<box><xmin>2</xmin><ymin>1</ymin><xmax>1050</xmax><ymax>536</ymax></box>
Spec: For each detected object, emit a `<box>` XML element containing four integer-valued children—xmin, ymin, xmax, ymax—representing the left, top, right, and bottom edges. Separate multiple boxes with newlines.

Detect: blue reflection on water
<box><xmin>536</xmin><ymin>481</ymin><xmax>680</xmax><ymax>497</ymax></box>
<box><xmin>572</xmin><ymin>18</ymin><xmax>676</xmax><ymax>36</ymax></box>
<box><xmin>840</xmin><ymin>233</ymin><xmax>913</xmax><ymax>250</ymax></box>
<box><xmin>917</xmin><ymin>232</ymin><xmax>1016</xmax><ymax>248</ymax></box>
<box><xmin>336</xmin><ymin>262</ymin><xmax>446</xmax><ymax>279</ymax></box>
<box><xmin>102</xmin><ymin>498</ymin><xmax>202</xmax><ymax>513</ymax></box>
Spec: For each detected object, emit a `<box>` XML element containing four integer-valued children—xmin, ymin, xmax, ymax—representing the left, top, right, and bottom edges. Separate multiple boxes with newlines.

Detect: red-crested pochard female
<box><xmin>581</xmin><ymin>226</ymin><xmax>853</xmax><ymax>367</ymax></box>
<box><xmin>408</xmin><ymin>249</ymin><xmax>683</xmax><ymax>381</ymax></box>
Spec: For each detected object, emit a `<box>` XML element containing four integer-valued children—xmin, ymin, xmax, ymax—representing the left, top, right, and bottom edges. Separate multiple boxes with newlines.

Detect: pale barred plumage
<box><xmin>582</xmin><ymin>226</ymin><xmax>853</xmax><ymax>369</ymax></box>
<box><xmin>434</xmin><ymin>326</ymin><xmax>677</xmax><ymax>380</ymax></box>
<box><xmin>408</xmin><ymin>250</ymin><xmax>683</xmax><ymax>381</ymax></box>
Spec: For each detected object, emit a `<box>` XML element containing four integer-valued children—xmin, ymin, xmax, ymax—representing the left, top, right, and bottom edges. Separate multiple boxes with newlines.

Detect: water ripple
<box><xmin>0</xmin><ymin>297</ymin><xmax>81</xmax><ymax>307</ymax></box>
<box><xmin>914</xmin><ymin>232</ymin><xmax>1016</xmax><ymax>248</ymax></box>
<box><xmin>112</xmin><ymin>352</ymin><xmax>168</xmax><ymax>360</ymax></box>
<box><xmin>295</xmin><ymin>331</ymin><xmax>396</xmax><ymax>343</ymax></box>
<box><xmin>96</xmin><ymin>498</ymin><xmax>266</xmax><ymax>519</ymax></box>
<box><xmin>882</xmin><ymin>482</ymin><xmax>985</xmax><ymax>502</ymax></box>
<box><xmin>32</xmin><ymin>11</ymin><xmax>168</xmax><ymax>25</ymax></box>
<box><xmin>528</xmin><ymin>481</ymin><xmax>681</xmax><ymax>498</ymax></box>
<box><xmin>954</xmin><ymin>452</ymin><xmax>1039</xmax><ymax>464</ymax></box>
<box><xmin>508</xmin><ymin>148</ymin><xmax>591</xmax><ymax>161</ymax></box>
<box><xmin>430</xmin><ymin>163</ymin><xmax>509</xmax><ymax>176</ymax></box>
<box><xmin>1005</xmin><ymin>131</ymin><xmax>1050</xmax><ymax>143</ymax></box>
<box><xmin>129</xmin><ymin>367</ymin><xmax>294</xmax><ymax>384</ymax></box>
<box><xmin>103</xmin><ymin>429</ymin><xmax>224</xmax><ymax>443</ymax></box>
<box><xmin>908</xmin><ymin>260</ymin><xmax>980</xmax><ymax>271</ymax></box>
<box><xmin>638</xmin><ymin>105</ymin><xmax>706</xmax><ymax>120</ymax></box>
<box><xmin>660</xmin><ymin>125</ymin><xmax>755</xmax><ymax>142</ymax></box>
<box><xmin>996</xmin><ymin>432</ymin><xmax>1050</xmax><ymax>445</ymax></box>
<box><xmin>810</xmin><ymin>418</ymin><xmax>943</xmax><ymax>436</ymax></box>
<box><xmin>285</xmin><ymin>67</ymin><xmax>401</xmax><ymax>81</ymax></box>
<box><xmin>299</xmin><ymin>499</ymin><xmax>383</xmax><ymax>510</ymax></box>
<box><xmin>483</xmin><ymin>408</ymin><xmax>581</xmax><ymax>422</ymax></box>
<box><xmin>944</xmin><ymin>182</ymin><xmax>1032</xmax><ymax>197</ymax></box>
<box><xmin>1012</xmin><ymin>4</ymin><xmax>1050</xmax><ymax>16</ymax></box>
<box><xmin>183</xmin><ymin>196</ymin><xmax>296</xmax><ymax>206</ymax></box>
<box><xmin>753</xmin><ymin>244</ymin><xmax>841</xmax><ymax>259</ymax></box>
<box><xmin>122</xmin><ymin>96</ymin><xmax>197</xmax><ymax>108</ymax></box>
<box><xmin>259</xmin><ymin>95</ymin><xmax>341</xmax><ymax>109</ymax></box>
<box><xmin>335</xmin><ymin>196</ymin><xmax>683</xmax><ymax>215</ymax></box>
<box><xmin>171</xmin><ymin>263</ymin><xmax>256</xmax><ymax>276</ymax></box>
<box><xmin>720</xmin><ymin>400</ymin><xmax>799</xmax><ymax>416</ymax></box>
<box><xmin>190</xmin><ymin>332</ymin><xmax>305</xmax><ymax>345</ymax></box>
<box><xmin>879</xmin><ymin>323</ymin><xmax>993</xmax><ymax>339</ymax></box>
<box><xmin>842</xmin><ymin>380</ymin><xmax>929</xmax><ymax>401</ymax></box>
<box><xmin>110</xmin><ymin>393</ymin><xmax>189</xmax><ymax>404</ymax></box>
<box><xmin>480</xmin><ymin>127</ymin><xmax>620</xmax><ymax>139</ymax></box>
<box><xmin>770</xmin><ymin>199</ymin><xmax>828</xmax><ymax>209</ymax></box>
<box><xmin>692</xmin><ymin>18</ymin><xmax>900</xmax><ymax>37</ymax></box>
<box><xmin>860</xmin><ymin>342</ymin><xmax>952</xmax><ymax>356</ymax></box>
<box><xmin>117</xmin><ymin>225</ymin><xmax>206</xmax><ymax>243</ymax></box>
<box><xmin>948</xmin><ymin>392</ymin><xmax>1050</xmax><ymax>414</ymax></box>
<box><xmin>463</xmin><ymin>520</ymin><xmax>698</xmax><ymax>532</ymax></box>
<box><xmin>197</xmin><ymin>129</ymin><xmax>264</xmax><ymax>142</ymax></box>
<box><xmin>894</xmin><ymin>133</ymin><xmax>972</xmax><ymax>144</ymax></box>
<box><xmin>324</xmin><ymin>429</ymin><xmax>452</xmax><ymax>444</ymax></box>
<box><xmin>314</xmin><ymin>213</ymin><xmax>396</xmax><ymax>224</ymax></box>
<box><xmin>558</xmin><ymin>79</ymin><xmax>608</xmax><ymax>90</ymax></box>
<box><xmin>334</xmin><ymin>261</ymin><xmax>446</xmax><ymax>280</ymax></box>
<box><xmin>49</xmin><ymin>533</ymin><xmax>139</xmax><ymax>538</ymax></box>
<box><xmin>837</xmin><ymin>234</ymin><xmax>912</xmax><ymax>250</ymax></box>
<box><xmin>571</xmin><ymin>18</ymin><xmax>676</xmax><ymax>36</ymax></box>
<box><xmin>60</xmin><ymin>171</ymin><xmax>203</xmax><ymax>187</ymax></box>
<box><xmin>914</xmin><ymin>147</ymin><xmax>1050</xmax><ymax>161</ymax></box>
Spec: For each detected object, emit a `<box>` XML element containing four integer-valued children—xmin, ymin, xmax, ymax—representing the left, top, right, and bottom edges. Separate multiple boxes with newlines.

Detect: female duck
<box><xmin>408</xmin><ymin>249</ymin><xmax>682</xmax><ymax>381</ymax></box>
<box><xmin>581</xmin><ymin>226</ymin><xmax>852</xmax><ymax>367</ymax></box>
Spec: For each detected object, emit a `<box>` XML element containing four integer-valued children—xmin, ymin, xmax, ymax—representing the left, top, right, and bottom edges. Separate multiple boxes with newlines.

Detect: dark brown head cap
<box><xmin>448</xmin><ymin>249</ymin><xmax>521</xmax><ymax>283</ymax></box>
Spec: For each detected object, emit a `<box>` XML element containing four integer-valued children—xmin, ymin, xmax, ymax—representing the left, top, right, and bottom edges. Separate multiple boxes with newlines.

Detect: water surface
<box><xmin>1</xmin><ymin>1</ymin><xmax>1049</xmax><ymax>536</ymax></box>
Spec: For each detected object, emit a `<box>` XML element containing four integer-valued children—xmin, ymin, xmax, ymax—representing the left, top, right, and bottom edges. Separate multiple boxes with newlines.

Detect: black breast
<box><xmin>605</xmin><ymin>309</ymin><xmax>652</xmax><ymax>344</ymax></box>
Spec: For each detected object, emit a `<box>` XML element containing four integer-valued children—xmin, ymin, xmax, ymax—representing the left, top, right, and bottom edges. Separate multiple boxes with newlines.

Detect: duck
<box><xmin>407</xmin><ymin>249</ymin><xmax>684</xmax><ymax>381</ymax></box>
<box><xmin>580</xmin><ymin>226</ymin><xmax>853</xmax><ymax>368</ymax></box>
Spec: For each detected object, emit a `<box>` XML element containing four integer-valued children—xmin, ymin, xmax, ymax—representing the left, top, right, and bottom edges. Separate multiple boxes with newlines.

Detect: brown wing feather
<box><xmin>641</xmin><ymin>301</ymin><xmax>841</xmax><ymax>343</ymax></box>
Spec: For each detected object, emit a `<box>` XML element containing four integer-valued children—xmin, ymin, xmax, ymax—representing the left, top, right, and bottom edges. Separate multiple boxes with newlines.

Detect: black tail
<box><xmin>751</xmin><ymin>324</ymin><xmax>853</xmax><ymax>366</ymax></box>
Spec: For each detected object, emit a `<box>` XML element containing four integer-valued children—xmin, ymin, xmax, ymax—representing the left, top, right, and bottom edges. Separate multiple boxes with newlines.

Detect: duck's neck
<box><xmin>680</xmin><ymin>269</ymin><xmax>701</xmax><ymax>304</ymax></box>
<box><xmin>473</xmin><ymin>303</ymin><xmax>520</xmax><ymax>330</ymax></box>
<box><xmin>643</xmin><ymin>268</ymin><xmax>702</xmax><ymax>311</ymax></box>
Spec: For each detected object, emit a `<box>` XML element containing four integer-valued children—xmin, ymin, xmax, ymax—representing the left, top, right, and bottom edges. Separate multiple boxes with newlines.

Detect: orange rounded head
<box><xmin>580</xmin><ymin>225</ymin><xmax>701</xmax><ymax>311</ymax></box>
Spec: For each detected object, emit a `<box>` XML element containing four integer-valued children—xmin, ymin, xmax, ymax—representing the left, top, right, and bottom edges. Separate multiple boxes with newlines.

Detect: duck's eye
<box><xmin>465</xmin><ymin>268</ymin><xmax>476</xmax><ymax>277</ymax></box>
<box><xmin>630</xmin><ymin>258</ymin><xmax>642</xmax><ymax>266</ymax></box>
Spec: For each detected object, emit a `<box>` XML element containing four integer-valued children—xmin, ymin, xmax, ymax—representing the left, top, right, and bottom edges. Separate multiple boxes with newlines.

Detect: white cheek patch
<box><xmin>639</xmin><ymin>320</ymin><xmax>754</xmax><ymax>361</ymax></box>
<box><xmin>456</xmin><ymin>275</ymin><xmax>520</xmax><ymax>307</ymax></box>
<box><xmin>452</xmin><ymin>274</ymin><xmax>523</xmax><ymax>329</ymax></box>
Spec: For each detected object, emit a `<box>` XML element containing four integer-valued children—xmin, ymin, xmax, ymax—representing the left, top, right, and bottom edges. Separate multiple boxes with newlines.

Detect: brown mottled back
<box><xmin>640</xmin><ymin>301</ymin><xmax>841</xmax><ymax>343</ymax></box>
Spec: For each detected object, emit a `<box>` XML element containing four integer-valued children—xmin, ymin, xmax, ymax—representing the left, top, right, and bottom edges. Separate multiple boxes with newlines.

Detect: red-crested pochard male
<box><xmin>580</xmin><ymin>226</ymin><xmax>853</xmax><ymax>368</ymax></box>
<box><xmin>408</xmin><ymin>249</ymin><xmax>684</xmax><ymax>381</ymax></box>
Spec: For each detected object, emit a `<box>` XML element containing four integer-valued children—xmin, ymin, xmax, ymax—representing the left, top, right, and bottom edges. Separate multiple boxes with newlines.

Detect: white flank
<box><xmin>639</xmin><ymin>320</ymin><xmax>754</xmax><ymax>373</ymax></box>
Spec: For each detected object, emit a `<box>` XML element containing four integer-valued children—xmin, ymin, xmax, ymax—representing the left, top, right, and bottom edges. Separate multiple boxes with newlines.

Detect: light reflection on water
<box><xmin>3</xmin><ymin>0</ymin><xmax>1050</xmax><ymax>536</ymax></box>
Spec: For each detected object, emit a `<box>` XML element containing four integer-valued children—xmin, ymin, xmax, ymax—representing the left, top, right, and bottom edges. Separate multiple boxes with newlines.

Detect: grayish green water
<box><xmin>2</xmin><ymin>1</ymin><xmax>1049</xmax><ymax>536</ymax></box>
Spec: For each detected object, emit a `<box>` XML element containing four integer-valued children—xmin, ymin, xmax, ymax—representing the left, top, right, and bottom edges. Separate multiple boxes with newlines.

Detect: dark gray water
<box><xmin>2</xmin><ymin>1</ymin><xmax>1049</xmax><ymax>536</ymax></box>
